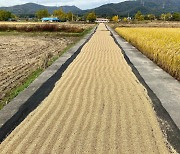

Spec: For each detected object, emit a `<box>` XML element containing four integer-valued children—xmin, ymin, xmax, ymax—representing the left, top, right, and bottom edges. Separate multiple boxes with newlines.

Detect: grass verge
<box><xmin>0</xmin><ymin>68</ymin><xmax>43</xmax><ymax>109</ymax></box>
<box><xmin>0</xmin><ymin>26</ymin><xmax>94</xmax><ymax>110</ymax></box>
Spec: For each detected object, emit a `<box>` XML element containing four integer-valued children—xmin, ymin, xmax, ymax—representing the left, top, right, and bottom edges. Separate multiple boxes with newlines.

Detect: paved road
<box><xmin>0</xmin><ymin>23</ymin><xmax>169</xmax><ymax>153</ymax></box>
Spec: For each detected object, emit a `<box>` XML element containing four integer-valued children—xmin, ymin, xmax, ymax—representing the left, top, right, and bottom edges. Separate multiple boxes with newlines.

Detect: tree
<box><xmin>0</xmin><ymin>10</ymin><xmax>12</xmax><ymax>21</ymax></box>
<box><xmin>86</xmin><ymin>12</ymin><xmax>96</xmax><ymax>22</ymax></box>
<box><xmin>172</xmin><ymin>12</ymin><xmax>180</xmax><ymax>21</ymax></box>
<box><xmin>123</xmin><ymin>17</ymin><xmax>128</xmax><ymax>22</ymax></box>
<box><xmin>112</xmin><ymin>15</ymin><xmax>119</xmax><ymax>22</ymax></box>
<box><xmin>147</xmin><ymin>14</ymin><xmax>155</xmax><ymax>21</ymax></box>
<box><xmin>135</xmin><ymin>11</ymin><xmax>144</xmax><ymax>21</ymax></box>
<box><xmin>160</xmin><ymin>13</ymin><xmax>172</xmax><ymax>21</ymax></box>
<box><xmin>36</xmin><ymin>9</ymin><xmax>49</xmax><ymax>19</ymax></box>
<box><xmin>9</xmin><ymin>14</ymin><xmax>18</xmax><ymax>21</ymax></box>
<box><xmin>160</xmin><ymin>13</ymin><xmax>166</xmax><ymax>21</ymax></box>
<box><xmin>67</xmin><ymin>12</ymin><xmax>77</xmax><ymax>21</ymax></box>
<box><xmin>166</xmin><ymin>13</ymin><xmax>172</xmax><ymax>21</ymax></box>
<box><xmin>53</xmin><ymin>9</ymin><xmax>67</xmax><ymax>22</ymax></box>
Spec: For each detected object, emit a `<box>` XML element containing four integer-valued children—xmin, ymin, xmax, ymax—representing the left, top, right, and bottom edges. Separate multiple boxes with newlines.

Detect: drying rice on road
<box><xmin>0</xmin><ymin>23</ymin><xmax>169</xmax><ymax>153</ymax></box>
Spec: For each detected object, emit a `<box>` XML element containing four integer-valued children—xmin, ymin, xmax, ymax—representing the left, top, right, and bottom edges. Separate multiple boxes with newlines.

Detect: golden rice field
<box><xmin>115</xmin><ymin>27</ymin><xmax>180</xmax><ymax>81</ymax></box>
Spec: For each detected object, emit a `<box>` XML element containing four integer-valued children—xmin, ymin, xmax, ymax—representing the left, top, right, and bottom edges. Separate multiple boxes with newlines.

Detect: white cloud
<box><xmin>0</xmin><ymin>0</ymin><xmax>124</xmax><ymax>9</ymax></box>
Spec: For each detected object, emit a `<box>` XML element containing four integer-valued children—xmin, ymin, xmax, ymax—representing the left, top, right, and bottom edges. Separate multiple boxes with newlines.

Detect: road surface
<box><xmin>0</xmin><ymin>23</ymin><xmax>169</xmax><ymax>153</ymax></box>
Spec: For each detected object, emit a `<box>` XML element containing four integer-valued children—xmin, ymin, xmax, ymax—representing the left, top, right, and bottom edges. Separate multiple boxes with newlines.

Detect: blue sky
<box><xmin>0</xmin><ymin>0</ymin><xmax>125</xmax><ymax>9</ymax></box>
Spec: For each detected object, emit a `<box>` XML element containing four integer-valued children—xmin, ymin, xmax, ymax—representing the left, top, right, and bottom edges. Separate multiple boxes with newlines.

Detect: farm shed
<box><xmin>95</xmin><ymin>18</ymin><xmax>109</xmax><ymax>23</ymax></box>
<box><xmin>41</xmin><ymin>17</ymin><xmax>60</xmax><ymax>22</ymax></box>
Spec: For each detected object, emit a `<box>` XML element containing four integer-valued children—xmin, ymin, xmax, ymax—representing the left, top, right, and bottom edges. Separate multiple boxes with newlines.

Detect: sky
<box><xmin>0</xmin><ymin>0</ymin><xmax>125</xmax><ymax>9</ymax></box>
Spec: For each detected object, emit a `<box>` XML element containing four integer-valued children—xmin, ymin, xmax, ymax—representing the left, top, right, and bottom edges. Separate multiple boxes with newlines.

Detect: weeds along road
<box><xmin>0</xmin><ymin>23</ymin><xmax>169</xmax><ymax>153</ymax></box>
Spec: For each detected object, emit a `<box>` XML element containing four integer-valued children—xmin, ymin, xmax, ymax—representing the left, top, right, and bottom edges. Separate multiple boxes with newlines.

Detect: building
<box><xmin>95</xmin><ymin>18</ymin><xmax>109</xmax><ymax>23</ymax></box>
<box><xmin>41</xmin><ymin>17</ymin><xmax>60</xmax><ymax>22</ymax></box>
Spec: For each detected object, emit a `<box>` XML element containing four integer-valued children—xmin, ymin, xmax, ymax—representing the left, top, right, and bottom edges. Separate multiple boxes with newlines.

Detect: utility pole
<box><xmin>163</xmin><ymin>3</ymin><xmax>165</xmax><ymax>9</ymax></box>
<box><xmin>77</xmin><ymin>14</ymin><xmax>79</xmax><ymax>21</ymax></box>
<box><xmin>72</xmin><ymin>13</ymin><xmax>74</xmax><ymax>21</ymax></box>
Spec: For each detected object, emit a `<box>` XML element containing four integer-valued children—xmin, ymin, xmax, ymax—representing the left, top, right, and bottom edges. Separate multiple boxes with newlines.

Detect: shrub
<box><xmin>59</xmin><ymin>25</ymin><xmax>84</xmax><ymax>33</ymax></box>
<box><xmin>0</xmin><ymin>24</ymin><xmax>84</xmax><ymax>33</ymax></box>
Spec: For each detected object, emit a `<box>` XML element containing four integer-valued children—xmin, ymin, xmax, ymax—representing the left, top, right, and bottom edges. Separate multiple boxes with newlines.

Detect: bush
<box><xmin>39</xmin><ymin>24</ymin><xmax>59</xmax><ymax>32</ymax></box>
<box><xmin>0</xmin><ymin>25</ymin><xmax>9</xmax><ymax>31</ymax></box>
<box><xmin>59</xmin><ymin>25</ymin><xmax>84</xmax><ymax>33</ymax></box>
<box><xmin>0</xmin><ymin>24</ymin><xmax>84</xmax><ymax>33</ymax></box>
<box><xmin>0</xmin><ymin>10</ymin><xmax>12</xmax><ymax>21</ymax></box>
<box><xmin>86</xmin><ymin>12</ymin><xmax>96</xmax><ymax>22</ymax></box>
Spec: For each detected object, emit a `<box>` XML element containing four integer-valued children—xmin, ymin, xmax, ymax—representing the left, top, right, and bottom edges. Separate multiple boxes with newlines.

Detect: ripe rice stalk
<box><xmin>115</xmin><ymin>27</ymin><xmax>180</xmax><ymax>81</ymax></box>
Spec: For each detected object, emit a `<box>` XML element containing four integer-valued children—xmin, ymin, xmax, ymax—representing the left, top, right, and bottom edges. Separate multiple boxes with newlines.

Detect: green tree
<box><xmin>135</xmin><ymin>11</ymin><xmax>144</xmax><ymax>21</ymax></box>
<box><xmin>112</xmin><ymin>15</ymin><xmax>119</xmax><ymax>22</ymax></box>
<box><xmin>0</xmin><ymin>10</ymin><xmax>12</xmax><ymax>21</ymax></box>
<box><xmin>147</xmin><ymin>14</ymin><xmax>155</xmax><ymax>20</ymax></box>
<box><xmin>123</xmin><ymin>17</ymin><xmax>128</xmax><ymax>22</ymax></box>
<box><xmin>172</xmin><ymin>12</ymin><xmax>180</xmax><ymax>21</ymax></box>
<box><xmin>160</xmin><ymin>13</ymin><xmax>172</xmax><ymax>21</ymax></box>
<box><xmin>53</xmin><ymin>9</ymin><xmax>67</xmax><ymax>22</ymax></box>
<box><xmin>160</xmin><ymin>13</ymin><xmax>166</xmax><ymax>21</ymax></box>
<box><xmin>86</xmin><ymin>12</ymin><xmax>96</xmax><ymax>22</ymax></box>
<box><xmin>36</xmin><ymin>9</ymin><xmax>49</xmax><ymax>19</ymax></box>
<box><xmin>166</xmin><ymin>13</ymin><xmax>172</xmax><ymax>21</ymax></box>
<box><xmin>66</xmin><ymin>12</ymin><xmax>77</xmax><ymax>21</ymax></box>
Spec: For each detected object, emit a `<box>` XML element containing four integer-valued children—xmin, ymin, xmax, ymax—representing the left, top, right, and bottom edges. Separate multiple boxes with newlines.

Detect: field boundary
<box><xmin>0</xmin><ymin>27</ymin><xmax>94</xmax><ymax>110</ymax></box>
<box><xmin>0</xmin><ymin>26</ymin><xmax>97</xmax><ymax>143</ymax></box>
<box><xmin>107</xmin><ymin>25</ymin><xmax>180</xmax><ymax>152</ymax></box>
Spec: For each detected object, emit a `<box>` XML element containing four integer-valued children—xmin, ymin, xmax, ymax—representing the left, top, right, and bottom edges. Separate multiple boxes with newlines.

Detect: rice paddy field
<box><xmin>115</xmin><ymin>27</ymin><xmax>180</xmax><ymax>80</ymax></box>
<box><xmin>0</xmin><ymin>22</ymin><xmax>95</xmax><ymax>109</ymax></box>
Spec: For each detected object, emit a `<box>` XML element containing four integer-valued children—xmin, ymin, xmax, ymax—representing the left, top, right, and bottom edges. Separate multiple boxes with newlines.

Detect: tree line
<box><xmin>0</xmin><ymin>8</ymin><xmax>179</xmax><ymax>22</ymax></box>
<box><xmin>34</xmin><ymin>9</ymin><xmax>180</xmax><ymax>22</ymax></box>
<box><xmin>112</xmin><ymin>11</ymin><xmax>180</xmax><ymax>22</ymax></box>
<box><xmin>0</xmin><ymin>8</ymin><xmax>97</xmax><ymax>22</ymax></box>
<box><xmin>134</xmin><ymin>11</ymin><xmax>180</xmax><ymax>21</ymax></box>
<box><xmin>36</xmin><ymin>9</ymin><xmax>97</xmax><ymax>22</ymax></box>
<box><xmin>36</xmin><ymin>9</ymin><xmax>75</xmax><ymax>22</ymax></box>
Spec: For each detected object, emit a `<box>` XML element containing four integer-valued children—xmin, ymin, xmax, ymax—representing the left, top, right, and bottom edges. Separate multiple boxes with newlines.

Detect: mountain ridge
<box><xmin>0</xmin><ymin>1</ymin><xmax>179</xmax><ymax>17</ymax></box>
<box><xmin>84</xmin><ymin>0</ymin><xmax>180</xmax><ymax>17</ymax></box>
<box><xmin>0</xmin><ymin>3</ymin><xmax>81</xmax><ymax>15</ymax></box>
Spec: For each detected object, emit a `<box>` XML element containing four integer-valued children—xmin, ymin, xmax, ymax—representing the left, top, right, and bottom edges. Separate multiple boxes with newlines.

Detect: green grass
<box><xmin>0</xmin><ymin>26</ymin><xmax>94</xmax><ymax>110</ymax></box>
<box><xmin>0</xmin><ymin>68</ymin><xmax>43</xmax><ymax>110</ymax></box>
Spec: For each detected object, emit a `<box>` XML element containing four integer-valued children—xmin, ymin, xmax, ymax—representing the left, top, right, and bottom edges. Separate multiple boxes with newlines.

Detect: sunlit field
<box><xmin>116</xmin><ymin>27</ymin><xmax>180</xmax><ymax>80</ymax></box>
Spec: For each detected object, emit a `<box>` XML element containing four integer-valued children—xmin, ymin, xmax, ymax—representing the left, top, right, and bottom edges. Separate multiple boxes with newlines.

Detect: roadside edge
<box><xmin>106</xmin><ymin>25</ymin><xmax>180</xmax><ymax>153</ymax></box>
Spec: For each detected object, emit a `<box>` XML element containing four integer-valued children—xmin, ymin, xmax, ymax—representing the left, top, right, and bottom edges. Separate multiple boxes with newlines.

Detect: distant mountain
<box><xmin>0</xmin><ymin>3</ymin><xmax>81</xmax><ymax>16</ymax></box>
<box><xmin>82</xmin><ymin>0</ymin><xmax>180</xmax><ymax>17</ymax></box>
<box><xmin>0</xmin><ymin>1</ymin><xmax>179</xmax><ymax>17</ymax></box>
